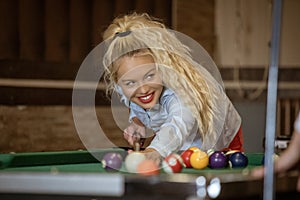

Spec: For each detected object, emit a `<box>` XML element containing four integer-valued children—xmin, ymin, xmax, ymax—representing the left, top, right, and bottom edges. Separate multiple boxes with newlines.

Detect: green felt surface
<box><xmin>0</xmin><ymin>149</ymin><xmax>264</xmax><ymax>174</ymax></box>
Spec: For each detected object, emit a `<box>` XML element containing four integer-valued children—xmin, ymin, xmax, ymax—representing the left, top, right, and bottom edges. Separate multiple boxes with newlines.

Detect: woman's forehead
<box><xmin>117</xmin><ymin>55</ymin><xmax>156</xmax><ymax>79</ymax></box>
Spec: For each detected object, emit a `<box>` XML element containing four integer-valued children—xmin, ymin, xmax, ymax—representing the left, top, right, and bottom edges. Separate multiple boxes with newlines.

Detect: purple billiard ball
<box><xmin>101</xmin><ymin>152</ymin><xmax>123</xmax><ymax>171</ymax></box>
<box><xmin>209</xmin><ymin>151</ymin><xmax>227</xmax><ymax>169</ymax></box>
<box><xmin>229</xmin><ymin>152</ymin><xmax>248</xmax><ymax>168</ymax></box>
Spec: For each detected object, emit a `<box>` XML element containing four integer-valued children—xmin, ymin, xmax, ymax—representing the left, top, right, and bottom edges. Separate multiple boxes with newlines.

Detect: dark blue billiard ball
<box><xmin>101</xmin><ymin>152</ymin><xmax>123</xmax><ymax>171</ymax></box>
<box><xmin>209</xmin><ymin>151</ymin><xmax>228</xmax><ymax>169</ymax></box>
<box><xmin>229</xmin><ymin>152</ymin><xmax>248</xmax><ymax>168</ymax></box>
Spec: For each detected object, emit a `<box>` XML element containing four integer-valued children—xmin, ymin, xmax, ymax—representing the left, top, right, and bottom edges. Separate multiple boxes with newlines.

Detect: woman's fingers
<box><xmin>123</xmin><ymin>131</ymin><xmax>141</xmax><ymax>146</ymax></box>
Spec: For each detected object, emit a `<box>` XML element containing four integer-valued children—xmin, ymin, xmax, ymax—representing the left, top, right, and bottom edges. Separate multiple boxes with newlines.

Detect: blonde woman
<box><xmin>102</xmin><ymin>13</ymin><xmax>243</xmax><ymax>163</ymax></box>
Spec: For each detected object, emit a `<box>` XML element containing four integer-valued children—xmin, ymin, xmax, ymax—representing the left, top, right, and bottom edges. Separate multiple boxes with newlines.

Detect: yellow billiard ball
<box><xmin>190</xmin><ymin>150</ymin><xmax>209</xmax><ymax>169</ymax></box>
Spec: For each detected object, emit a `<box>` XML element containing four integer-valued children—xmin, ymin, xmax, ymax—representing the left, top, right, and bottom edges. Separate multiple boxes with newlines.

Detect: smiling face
<box><xmin>116</xmin><ymin>54</ymin><xmax>163</xmax><ymax>109</ymax></box>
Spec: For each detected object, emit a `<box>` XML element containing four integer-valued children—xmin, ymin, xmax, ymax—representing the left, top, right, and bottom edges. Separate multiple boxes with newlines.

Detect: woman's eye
<box><xmin>146</xmin><ymin>73</ymin><xmax>155</xmax><ymax>80</ymax></box>
<box><xmin>125</xmin><ymin>81</ymin><xmax>135</xmax><ymax>87</ymax></box>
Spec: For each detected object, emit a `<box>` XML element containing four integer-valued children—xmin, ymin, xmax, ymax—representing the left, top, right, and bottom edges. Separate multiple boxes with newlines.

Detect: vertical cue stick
<box><xmin>264</xmin><ymin>0</ymin><xmax>282</xmax><ymax>200</ymax></box>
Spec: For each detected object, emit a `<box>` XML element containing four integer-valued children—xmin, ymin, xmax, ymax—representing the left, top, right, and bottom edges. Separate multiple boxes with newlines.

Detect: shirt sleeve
<box><xmin>147</xmin><ymin>97</ymin><xmax>197</xmax><ymax>157</ymax></box>
<box><xmin>128</xmin><ymin>108</ymin><xmax>137</xmax><ymax>123</ymax></box>
<box><xmin>295</xmin><ymin>112</ymin><xmax>300</xmax><ymax>133</ymax></box>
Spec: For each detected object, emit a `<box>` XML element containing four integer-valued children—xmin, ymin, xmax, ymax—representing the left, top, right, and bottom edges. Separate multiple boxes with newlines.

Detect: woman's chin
<box><xmin>138</xmin><ymin>102</ymin><xmax>155</xmax><ymax>110</ymax></box>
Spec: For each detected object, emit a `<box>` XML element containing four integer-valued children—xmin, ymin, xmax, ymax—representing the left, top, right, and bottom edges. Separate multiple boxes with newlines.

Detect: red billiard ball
<box><xmin>228</xmin><ymin>152</ymin><xmax>248</xmax><ymax>168</ymax></box>
<box><xmin>209</xmin><ymin>151</ymin><xmax>227</xmax><ymax>169</ymax></box>
<box><xmin>162</xmin><ymin>153</ymin><xmax>184</xmax><ymax>173</ymax></box>
<box><xmin>101</xmin><ymin>152</ymin><xmax>123</xmax><ymax>171</ymax></box>
<box><xmin>180</xmin><ymin>149</ymin><xmax>194</xmax><ymax>168</ymax></box>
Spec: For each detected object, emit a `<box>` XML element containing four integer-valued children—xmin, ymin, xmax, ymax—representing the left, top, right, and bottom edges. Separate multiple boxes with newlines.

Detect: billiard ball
<box><xmin>188</xmin><ymin>146</ymin><xmax>201</xmax><ymax>152</ymax></box>
<box><xmin>137</xmin><ymin>159</ymin><xmax>159</xmax><ymax>176</ymax></box>
<box><xmin>209</xmin><ymin>151</ymin><xmax>227</xmax><ymax>169</ymax></box>
<box><xmin>206</xmin><ymin>149</ymin><xmax>215</xmax><ymax>156</ymax></box>
<box><xmin>162</xmin><ymin>153</ymin><xmax>184</xmax><ymax>173</ymax></box>
<box><xmin>180</xmin><ymin>149</ymin><xmax>194</xmax><ymax>168</ymax></box>
<box><xmin>125</xmin><ymin>151</ymin><xmax>146</xmax><ymax>173</ymax></box>
<box><xmin>101</xmin><ymin>152</ymin><xmax>123</xmax><ymax>171</ymax></box>
<box><xmin>228</xmin><ymin>152</ymin><xmax>248</xmax><ymax>168</ymax></box>
<box><xmin>224</xmin><ymin>150</ymin><xmax>240</xmax><ymax>166</ymax></box>
<box><xmin>261</xmin><ymin>153</ymin><xmax>279</xmax><ymax>165</ymax></box>
<box><xmin>224</xmin><ymin>149</ymin><xmax>240</xmax><ymax>157</ymax></box>
<box><xmin>190</xmin><ymin>150</ymin><xmax>209</xmax><ymax>169</ymax></box>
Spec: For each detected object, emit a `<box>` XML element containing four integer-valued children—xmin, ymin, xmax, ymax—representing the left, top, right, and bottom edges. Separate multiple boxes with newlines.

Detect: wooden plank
<box><xmin>291</xmin><ymin>99</ymin><xmax>299</xmax><ymax>132</ymax></box>
<box><xmin>154</xmin><ymin>0</ymin><xmax>172</xmax><ymax>27</ymax></box>
<box><xmin>276</xmin><ymin>99</ymin><xmax>281</xmax><ymax>136</ymax></box>
<box><xmin>69</xmin><ymin>0</ymin><xmax>92</xmax><ymax>63</ymax></box>
<box><xmin>114</xmin><ymin>0</ymin><xmax>134</xmax><ymax>17</ymax></box>
<box><xmin>0</xmin><ymin>106</ymin><xmax>129</xmax><ymax>153</ymax></box>
<box><xmin>19</xmin><ymin>0</ymin><xmax>44</xmax><ymax>61</ymax></box>
<box><xmin>134</xmin><ymin>0</ymin><xmax>154</xmax><ymax>14</ymax></box>
<box><xmin>0</xmin><ymin>86</ymin><xmax>110</xmax><ymax>105</ymax></box>
<box><xmin>284</xmin><ymin>99</ymin><xmax>291</xmax><ymax>135</ymax></box>
<box><xmin>92</xmin><ymin>0</ymin><xmax>114</xmax><ymax>45</ymax></box>
<box><xmin>0</xmin><ymin>79</ymin><xmax>106</xmax><ymax>90</ymax></box>
<box><xmin>44</xmin><ymin>0</ymin><xmax>69</xmax><ymax>62</ymax></box>
<box><xmin>0</xmin><ymin>60</ymin><xmax>78</xmax><ymax>79</ymax></box>
<box><xmin>174</xmin><ymin>0</ymin><xmax>214</xmax><ymax>55</ymax></box>
<box><xmin>0</xmin><ymin>0</ymin><xmax>19</xmax><ymax>59</ymax></box>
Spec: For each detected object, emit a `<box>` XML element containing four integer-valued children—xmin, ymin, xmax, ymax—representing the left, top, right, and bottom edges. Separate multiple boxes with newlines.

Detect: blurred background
<box><xmin>0</xmin><ymin>0</ymin><xmax>299</xmax><ymax>153</ymax></box>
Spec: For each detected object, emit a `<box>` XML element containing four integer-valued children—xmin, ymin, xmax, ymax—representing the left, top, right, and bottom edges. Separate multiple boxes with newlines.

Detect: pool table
<box><xmin>0</xmin><ymin>148</ymin><xmax>299</xmax><ymax>200</ymax></box>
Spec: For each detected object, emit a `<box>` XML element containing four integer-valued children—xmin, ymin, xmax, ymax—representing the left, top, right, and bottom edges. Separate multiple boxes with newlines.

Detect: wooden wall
<box><xmin>2</xmin><ymin>0</ymin><xmax>214</xmax><ymax>153</ymax></box>
<box><xmin>0</xmin><ymin>0</ymin><xmax>299</xmax><ymax>153</ymax></box>
<box><xmin>0</xmin><ymin>0</ymin><xmax>173</xmax><ymax>106</ymax></box>
<box><xmin>0</xmin><ymin>0</ymin><xmax>172</xmax><ymax>63</ymax></box>
<box><xmin>174</xmin><ymin>0</ymin><xmax>215</xmax><ymax>56</ymax></box>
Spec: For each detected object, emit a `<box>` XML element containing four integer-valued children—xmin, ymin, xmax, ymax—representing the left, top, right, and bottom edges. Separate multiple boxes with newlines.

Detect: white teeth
<box><xmin>140</xmin><ymin>94</ymin><xmax>151</xmax><ymax>100</ymax></box>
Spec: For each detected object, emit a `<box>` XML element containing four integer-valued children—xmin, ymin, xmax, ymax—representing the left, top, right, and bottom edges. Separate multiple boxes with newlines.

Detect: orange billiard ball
<box><xmin>137</xmin><ymin>159</ymin><xmax>159</xmax><ymax>176</ymax></box>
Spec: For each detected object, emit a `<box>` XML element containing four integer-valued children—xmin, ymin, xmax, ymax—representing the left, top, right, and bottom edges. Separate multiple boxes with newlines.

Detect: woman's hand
<box><xmin>123</xmin><ymin>121</ymin><xmax>146</xmax><ymax>147</ymax></box>
<box><xmin>141</xmin><ymin>148</ymin><xmax>162</xmax><ymax>166</ymax></box>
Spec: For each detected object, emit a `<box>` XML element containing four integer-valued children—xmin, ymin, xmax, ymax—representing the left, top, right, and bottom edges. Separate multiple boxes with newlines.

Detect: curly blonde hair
<box><xmin>102</xmin><ymin>13</ymin><xmax>220</xmax><ymax>138</ymax></box>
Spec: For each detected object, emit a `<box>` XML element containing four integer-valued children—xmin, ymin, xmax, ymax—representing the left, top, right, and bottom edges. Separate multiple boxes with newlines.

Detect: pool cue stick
<box><xmin>133</xmin><ymin>131</ymin><xmax>141</xmax><ymax>152</ymax></box>
<box><xmin>264</xmin><ymin>0</ymin><xmax>282</xmax><ymax>200</ymax></box>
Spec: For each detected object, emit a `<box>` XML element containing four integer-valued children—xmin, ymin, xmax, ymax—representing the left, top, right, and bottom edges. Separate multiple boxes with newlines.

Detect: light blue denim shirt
<box><xmin>127</xmin><ymin>88</ymin><xmax>202</xmax><ymax>157</ymax></box>
<box><xmin>117</xmin><ymin>85</ymin><xmax>241</xmax><ymax>157</ymax></box>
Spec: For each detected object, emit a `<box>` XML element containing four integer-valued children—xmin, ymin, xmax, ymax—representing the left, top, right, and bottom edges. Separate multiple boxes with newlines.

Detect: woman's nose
<box><xmin>137</xmin><ymin>84</ymin><xmax>150</xmax><ymax>94</ymax></box>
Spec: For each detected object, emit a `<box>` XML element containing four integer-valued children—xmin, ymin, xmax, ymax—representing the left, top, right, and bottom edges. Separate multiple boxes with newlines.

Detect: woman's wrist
<box><xmin>142</xmin><ymin>148</ymin><xmax>157</xmax><ymax>153</ymax></box>
<box><xmin>132</xmin><ymin>116</ymin><xmax>145</xmax><ymax>127</ymax></box>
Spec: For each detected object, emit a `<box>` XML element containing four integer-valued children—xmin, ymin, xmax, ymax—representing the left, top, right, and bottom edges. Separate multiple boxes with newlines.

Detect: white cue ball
<box><xmin>125</xmin><ymin>152</ymin><xmax>146</xmax><ymax>173</ymax></box>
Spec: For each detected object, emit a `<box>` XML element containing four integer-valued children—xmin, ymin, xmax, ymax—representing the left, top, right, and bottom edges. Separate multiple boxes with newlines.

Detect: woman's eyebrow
<box><xmin>121</xmin><ymin>78</ymin><xmax>134</xmax><ymax>83</ymax></box>
<box><xmin>143</xmin><ymin>67</ymin><xmax>156</xmax><ymax>77</ymax></box>
<box><xmin>120</xmin><ymin>65</ymin><xmax>156</xmax><ymax>82</ymax></box>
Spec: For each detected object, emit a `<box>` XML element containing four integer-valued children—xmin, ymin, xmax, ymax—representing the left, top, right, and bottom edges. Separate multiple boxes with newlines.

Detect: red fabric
<box><xmin>226</xmin><ymin>127</ymin><xmax>244</xmax><ymax>152</ymax></box>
